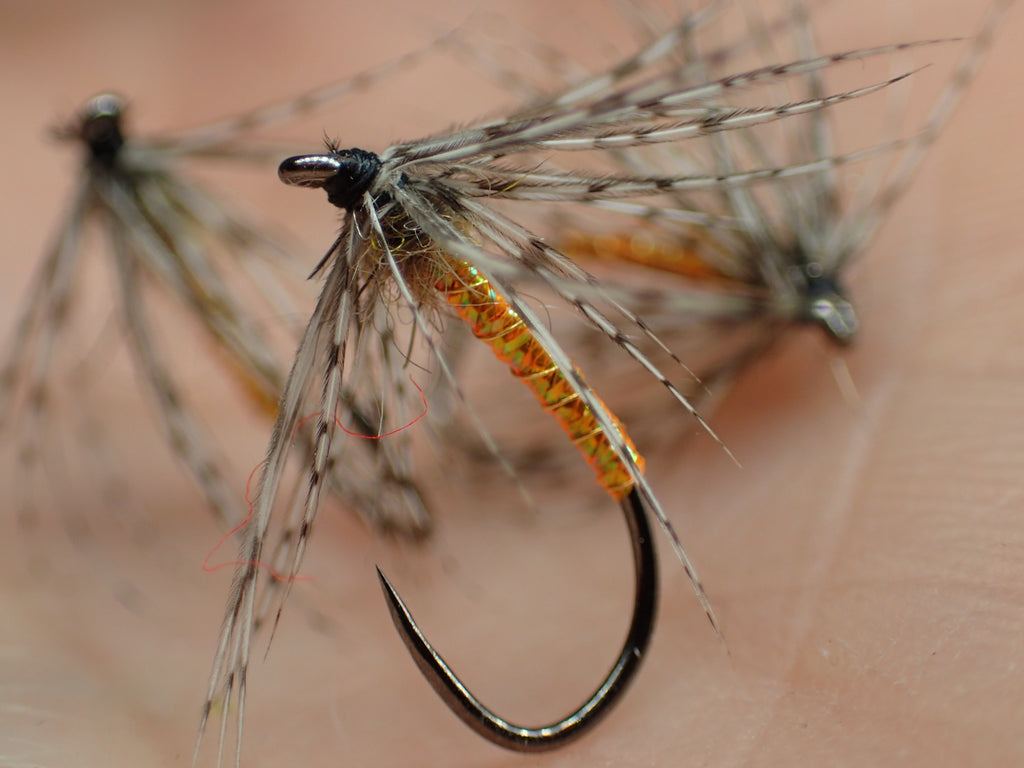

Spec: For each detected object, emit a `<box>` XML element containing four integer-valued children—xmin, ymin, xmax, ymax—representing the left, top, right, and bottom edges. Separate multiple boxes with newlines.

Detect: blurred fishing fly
<box><xmin>0</xmin><ymin>41</ymin><xmax>460</xmax><ymax>537</ymax></box>
<box><xmin>192</xmin><ymin>6</ymin><xmax>940</xmax><ymax>762</ymax></box>
<box><xmin>554</xmin><ymin>0</ymin><xmax>1012</xmax><ymax>400</ymax></box>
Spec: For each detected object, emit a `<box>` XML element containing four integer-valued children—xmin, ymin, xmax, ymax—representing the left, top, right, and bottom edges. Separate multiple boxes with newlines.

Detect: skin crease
<box><xmin>1</xmin><ymin>1</ymin><xmax>1022</xmax><ymax>766</ymax></box>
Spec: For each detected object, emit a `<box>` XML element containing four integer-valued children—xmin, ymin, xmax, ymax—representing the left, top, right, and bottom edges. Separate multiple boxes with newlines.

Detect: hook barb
<box><xmin>376</xmin><ymin>486</ymin><xmax>658</xmax><ymax>752</ymax></box>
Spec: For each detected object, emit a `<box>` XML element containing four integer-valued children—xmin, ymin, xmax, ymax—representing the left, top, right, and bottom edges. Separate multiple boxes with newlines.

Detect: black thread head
<box><xmin>278</xmin><ymin>147</ymin><xmax>382</xmax><ymax>211</ymax></box>
<box><xmin>795</xmin><ymin>260</ymin><xmax>858</xmax><ymax>344</ymax></box>
<box><xmin>75</xmin><ymin>93</ymin><xmax>126</xmax><ymax>168</ymax></box>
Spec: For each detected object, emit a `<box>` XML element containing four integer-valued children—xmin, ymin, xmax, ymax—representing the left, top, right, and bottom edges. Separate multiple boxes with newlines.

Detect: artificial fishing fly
<box><xmin>282</xmin><ymin>149</ymin><xmax>656</xmax><ymax>747</ymax></box>
<box><xmin>554</xmin><ymin>0</ymin><xmax>1013</xmax><ymax>402</ymax></box>
<box><xmin>192</xmin><ymin>10</ymin><xmax>940</xmax><ymax>762</ymax></box>
<box><xmin>0</xmin><ymin>92</ymin><xmax>295</xmax><ymax>531</ymax></box>
<box><xmin>0</xmin><ymin>37</ymin><xmax>464</xmax><ymax>538</ymax></box>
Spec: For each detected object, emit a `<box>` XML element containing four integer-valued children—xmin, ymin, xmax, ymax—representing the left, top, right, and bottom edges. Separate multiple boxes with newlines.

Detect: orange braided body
<box><xmin>435</xmin><ymin>258</ymin><xmax>643</xmax><ymax>499</ymax></box>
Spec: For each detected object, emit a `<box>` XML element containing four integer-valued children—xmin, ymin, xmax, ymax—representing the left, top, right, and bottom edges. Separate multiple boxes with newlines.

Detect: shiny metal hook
<box><xmin>376</xmin><ymin>486</ymin><xmax>658</xmax><ymax>752</ymax></box>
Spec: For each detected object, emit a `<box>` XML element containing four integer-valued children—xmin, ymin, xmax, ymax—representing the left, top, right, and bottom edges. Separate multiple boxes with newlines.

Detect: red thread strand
<box><xmin>201</xmin><ymin>375</ymin><xmax>427</xmax><ymax>580</ymax></box>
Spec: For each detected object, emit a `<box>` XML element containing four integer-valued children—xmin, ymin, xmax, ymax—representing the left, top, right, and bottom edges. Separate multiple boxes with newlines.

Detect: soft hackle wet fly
<box><xmin>191</xmin><ymin>9</ymin><xmax>941</xmax><ymax>762</ymax></box>
<box><xmin>0</xmin><ymin>40</ymin><xmax>460</xmax><ymax>537</ymax></box>
<box><xmin>0</xmin><ymin>92</ymin><xmax>296</xmax><ymax>531</ymax></box>
<box><xmin>555</xmin><ymin>0</ymin><xmax>1012</xmax><ymax>401</ymax></box>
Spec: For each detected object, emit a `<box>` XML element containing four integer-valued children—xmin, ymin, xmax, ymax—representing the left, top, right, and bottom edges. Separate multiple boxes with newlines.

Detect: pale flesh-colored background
<box><xmin>1</xmin><ymin>1</ymin><xmax>1022</xmax><ymax>766</ymax></box>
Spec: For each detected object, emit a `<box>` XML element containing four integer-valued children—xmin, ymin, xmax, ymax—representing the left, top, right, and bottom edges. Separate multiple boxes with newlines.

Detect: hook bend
<box><xmin>377</xmin><ymin>486</ymin><xmax>658</xmax><ymax>752</ymax></box>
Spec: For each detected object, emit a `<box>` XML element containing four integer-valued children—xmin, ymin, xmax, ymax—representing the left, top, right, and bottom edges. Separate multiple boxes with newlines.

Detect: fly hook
<box><xmin>377</xmin><ymin>485</ymin><xmax>657</xmax><ymax>751</ymax></box>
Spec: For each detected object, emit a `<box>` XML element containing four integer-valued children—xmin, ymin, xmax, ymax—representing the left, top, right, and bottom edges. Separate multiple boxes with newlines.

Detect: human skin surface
<box><xmin>1</xmin><ymin>1</ymin><xmax>1022</xmax><ymax>766</ymax></box>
